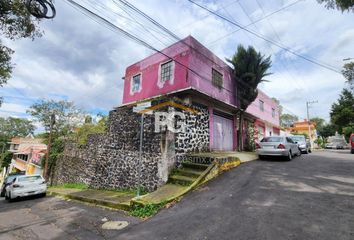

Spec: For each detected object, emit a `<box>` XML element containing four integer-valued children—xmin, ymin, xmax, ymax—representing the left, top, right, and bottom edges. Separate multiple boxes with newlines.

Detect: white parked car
<box><xmin>256</xmin><ymin>136</ymin><xmax>301</xmax><ymax>160</ymax></box>
<box><xmin>5</xmin><ymin>174</ymin><xmax>47</xmax><ymax>202</ymax></box>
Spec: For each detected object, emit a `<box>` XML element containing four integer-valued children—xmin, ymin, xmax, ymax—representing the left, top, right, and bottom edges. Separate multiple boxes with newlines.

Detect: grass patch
<box><xmin>130</xmin><ymin>202</ymin><xmax>166</xmax><ymax>218</ymax></box>
<box><xmin>52</xmin><ymin>183</ymin><xmax>89</xmax><ymax>190</ymax></box>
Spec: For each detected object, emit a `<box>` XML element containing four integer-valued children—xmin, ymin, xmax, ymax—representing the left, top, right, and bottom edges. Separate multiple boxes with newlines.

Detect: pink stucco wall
<box><xmin>122</xmin><ymin>40</ymin><xmax>190</xmax><ymax>104</ymax></box>
<box><xmin>122</xmin><ymin>36</ymin><xmax>236</xmax><ymax>107</ymax></box>
<box><xmin>187</xmin><ymin>38</ymin><xmax>236</xmax><ymax>106</ymax></box>
<box><xmin>246</xmin><ymin>90</ymin><xmax>280</xmax><ymax>127</ymax></box>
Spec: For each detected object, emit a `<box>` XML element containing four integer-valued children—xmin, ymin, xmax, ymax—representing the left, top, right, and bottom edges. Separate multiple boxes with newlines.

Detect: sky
<box><xmin>0</xmin><ymin>0</ymin><xmax>353</xmax><ymax>129</ymax></box>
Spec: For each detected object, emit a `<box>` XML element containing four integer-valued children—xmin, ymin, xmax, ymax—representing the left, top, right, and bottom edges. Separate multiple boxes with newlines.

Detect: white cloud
<box><xmin>0</xmin><ymin>0</ymin><xmax>353</xmax><ymax>128</ymax></box>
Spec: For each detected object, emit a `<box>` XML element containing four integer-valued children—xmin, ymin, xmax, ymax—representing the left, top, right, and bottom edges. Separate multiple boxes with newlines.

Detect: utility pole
<box><xmin>306</xmin><ymin>100</ymin><xmax>318</xmax><ymax>150</ymax></box>
<box><xmin>44</xmin><ymin>114</ymin><xmax>55</xmax><ymax>181</ymax></box>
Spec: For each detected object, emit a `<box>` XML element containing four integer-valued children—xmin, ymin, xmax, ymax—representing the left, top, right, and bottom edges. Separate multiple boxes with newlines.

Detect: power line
<box><xmin>188</xmin><ymin>0</ymin><xmax>341</xmax><ymax>74</ymax></box>
<box><xmin>206</xmin><ymin>0</ymin><xmax>304</xmax><ymax>47</ymax></box>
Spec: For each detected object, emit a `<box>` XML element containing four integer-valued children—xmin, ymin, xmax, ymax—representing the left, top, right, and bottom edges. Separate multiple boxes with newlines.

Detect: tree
<box><xmin>310</xmin><ymin>117</ymin><xmax>325</xmax><ymax>135</ymax></box>
<box><xmin>0</xmin><ymin>116</ymin><xmax>35</xmax><ymax>138</ymax></box>
<box><xmin>73</xmin><ymin>115</ymin><xmax>107</xmax><ymax>145</ymax></box>
<box><xmin>28</xmin><ymin>99</ymin><xmax>85</xmax><ymax>181</ymax></box>
<box><xmin>342</xmin><ymin>62</ymin><xmax>354</xmax><ymax>91</ymax></box>
<box><xmin>27</xmin><ymin>99</ymin><xmax>85</xmax><ymax>135</ymax></box>
<box><xmin>1</xmin><ymin>151</ymin><xmax>13</xmax><ymax>168</ymax></box>
<box><xmin>317</xmin><ymin>0</ymin><xmax>354</xmax><ymax>12</ymax></box>
<box><xmin>330</xmin><ymin>88</ymin><xmax>354</xmax><ymax>139</ymax></box>
<box><xmin>227</xmin><ymin>45</ymin><xmax>272</xmax><ymax>150</ymax></box>
<box><xmin>319</xmin><ymin>123</ymin><xmax>336</xmax><ymax>138</ymax></box>
<box><xmin>280</xmin><ymin>113</ymin><xmax>298</xmax><ymax>128</ymax></box>
<box><xmin>0</xmin><ymin>0</ymin><xmax>42</xmax><ymax>104</ymax></box>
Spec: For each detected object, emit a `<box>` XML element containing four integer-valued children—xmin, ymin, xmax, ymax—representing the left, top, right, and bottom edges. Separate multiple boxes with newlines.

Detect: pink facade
<box><xmin>122</xmin><ymin>36</ymin><xmax>236</xmax><ymax>107</ymax></box>
<box><xmin>121</xmin><ymin>36</ymin><xmax>280</xmax><ymax>150</ymax></box>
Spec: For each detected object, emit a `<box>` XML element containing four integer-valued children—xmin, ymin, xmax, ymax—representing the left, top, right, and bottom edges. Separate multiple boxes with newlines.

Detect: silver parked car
<box><xmin>5</xmin><ymin>174</ymin><xmax>47</xmax><ymax>202</ymax></box>
<box><xmin>256</xmin><ymin>136</ymin><xmax>301</xmax><ymax>160</ymax></box>
<box><xmin>289</xmin><ymin>135</ymin><xmax>311</xmax><ymax>153</ymax></box>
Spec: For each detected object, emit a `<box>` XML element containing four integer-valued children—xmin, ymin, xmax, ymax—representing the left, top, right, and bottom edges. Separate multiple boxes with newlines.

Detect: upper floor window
<box><xmin>131</xmin><ymin>74</ymin><xmax>141</xmax><ymax>93</ymax></box>
<box><xmin>212</xmin><ymin>68</ymin><xmax>223</xmax><ymax>89</ymax></box>
<box><xmin>259</xmin><ymin>100</ymin><xmax>264</xmax><ymax>112</ymax></box>
<box><xmin>272</xmin><ymin>108</ymin><xmax>275</xmax><ymax>118</ymax></box>
<box><xmin>161</xmin><ymin>61</ymin><xmax>173</xmax><ymax>83</ymax></box>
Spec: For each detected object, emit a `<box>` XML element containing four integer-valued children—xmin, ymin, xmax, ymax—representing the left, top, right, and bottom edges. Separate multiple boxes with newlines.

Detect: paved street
<box><xmin>1</xmin><ymin>150</ymin><xmax>354</xmax><ymax>240</ymax></box>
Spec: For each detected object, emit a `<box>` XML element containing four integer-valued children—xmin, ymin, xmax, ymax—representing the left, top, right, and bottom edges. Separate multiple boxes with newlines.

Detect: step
<box><xmin>175</xmin><ymin>168</ymin><xmax>204</xmax><ymax>178</ymax></box>
<box><xmin>181</xmin><ymin>162</ymin><xmax>210</xmax><ymax>170</ymax></box>
<box><xmin>168</xmin><ymin>175</ymin><xmax>197</xmax><ymax>186</ymax></box>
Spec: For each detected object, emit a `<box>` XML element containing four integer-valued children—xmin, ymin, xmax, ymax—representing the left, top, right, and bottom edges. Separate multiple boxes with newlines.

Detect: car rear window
<box><xmin>290</xmin><ymin>136</ymin><xmax>305</xmax><ymax>141</ymax></box>
<box><xmin>351</xmin><ymin>136</ymin><xmax>354</xmax><ymax>142</ymax></box>
<box><xmin>18</xmin><ymin>176</ymin><xmax>42</xmax><ymax>182</ymax></box>
<box><xmin>261</xmin><ymin>137</ymin><xmax>283</xmax><ymax>142</ymax></box>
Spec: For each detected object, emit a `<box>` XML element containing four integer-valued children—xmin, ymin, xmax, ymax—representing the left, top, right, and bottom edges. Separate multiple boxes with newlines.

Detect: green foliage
<box><xmin>52</xmin><ymin>182</ymin><xmax>89</xmax><ymax>190</ymax></box>
<box><xmin>280</xmin><ymin>113</ymin><xmax>299</xmax><ymax>128</ymax></box>
<box><xmin>319</xmin><ymin>123</ymin><xmax>336</xmax><ymax>138</ymax></box>
<box><xmin>310</xmin><ymin>117</ymin><xmax>326</xmax><ymax>135</ymax></box>
<box><xmin>27</xmin><ymin>99</ymin><xmax>85</xmax><ymax>134</ymax></box>
<box><xmin>342</xmin><ymin>62</ymin><xmax>354</xmax><ymax>90</ymax></box>
<box><xmin>0</xmin><ymin>116</ymin><xmax>35</xmax><ymax>138</ymax></box>
<box><xmin>227</xmin><ymin>45</ymin><xmax>272</xmax><ymax>110</ymax></box>
<box><xmin>343</xmin><ymin>125</ymin><xmax>354</xmax><ymax>142</ymax></box>
<box><xmin>73</xmin><ymin>115</ymin><xmax>107</xmax><ymax>145</ymax></box>
<box><xmin>130</xmin><ymin>202</ymin><xmax>166</xmax><ymax>218</ymax></box>
<box><xmin>1</xmin><ymin>151</ymin><xmax>13</xmax><ymax>168</ymax></box>
<box><xmin>0</xmin><ymin>0</ymin><xmax>42</xmax><ymax>102</ymax></box>
<box><xmin>330</xmin><ymin>88</ymin><xmax>354</xmax><ymax>133</ymax></box>
<box><xmin>317</xmin><ymin>0</ymin><xmax>354</xmax><ymax>12</ymax></box>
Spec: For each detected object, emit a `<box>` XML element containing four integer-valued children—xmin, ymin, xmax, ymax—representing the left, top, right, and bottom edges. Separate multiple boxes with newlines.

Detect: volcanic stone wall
<box><xmin>53</xmin><ymin>98</ymin><xmax>211</xmax><ymax>191</ymax></box>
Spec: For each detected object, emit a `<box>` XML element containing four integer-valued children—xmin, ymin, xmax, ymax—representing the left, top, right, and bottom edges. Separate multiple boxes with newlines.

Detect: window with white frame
<box><xmin>259</xmin><ymin>100</ymin><xmax>264</xmax><ymax>112</ymax></box>
<box><xmin>131</xmin><ymin>74</ymin><xmax>141</xmax><ymax>93</ymax></box>
<box><xmin>160</xmin><ymin>61</ymin><xmax>173</xmax><ymax>83</ymax></box>
<box><xmin>212</xmin><ymin>68</ymin><xmax>223</xmax><ymax>88</ymax></box>
<box><xmin>272</xmin><ymin>108</ymin><xmax>275</xmax><ymax>118</ymax></box>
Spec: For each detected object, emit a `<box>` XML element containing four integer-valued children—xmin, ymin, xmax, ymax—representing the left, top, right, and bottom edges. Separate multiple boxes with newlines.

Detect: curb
<box><xmin>47</xmin><ymin>191</ymin><xmax>131</xmax><ymax>211</ymax></box>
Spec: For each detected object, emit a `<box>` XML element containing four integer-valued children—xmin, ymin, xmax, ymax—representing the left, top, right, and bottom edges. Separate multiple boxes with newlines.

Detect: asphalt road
<box><xmin>0</xmin><ymin>150</ymin><xmax>353</xmax><ymax>240</ymax></box>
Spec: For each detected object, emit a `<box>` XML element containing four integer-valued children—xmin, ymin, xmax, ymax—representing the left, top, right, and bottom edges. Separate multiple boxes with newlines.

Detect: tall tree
<box><xmin>0</xmin><ymin>0</ymin><xmax>42</xmax><ymax>105</ymax></box>
<box><xmin>310</xmin><ymin>117</ymin><xmax>325</xmax><ymax>133</ymax></box>
<box><xmin>342</xmin><ymin>62</ymin><xmax>354</xmax><ymax>91</ymax></box>
<box><xmin>317</xmin><ymin>0</ymin><xmax>354</xmax><ymax>11</ymax></box>
<box><xmin>227</xmin><ymin>45</ymin><xmax>272</xmax><ymax>150</ymax></box>
<box><xmin>330</xmin><ymin>88</ymin><xmax>354</xmax><ymax>139</ymax></box>
<box><xmin>280</xmin><ymin>113</ymin><xmax>299</xmax><ymax>128</ymax></box>
<box><xmin>27</xmin><ymin>99</ymin><xmax>85</xmax><ymax>135</ymax></box>
<box><xmin>0</xmin><ymin>117</ymin><xmax>35</xmax><ymax>139</ymax></box>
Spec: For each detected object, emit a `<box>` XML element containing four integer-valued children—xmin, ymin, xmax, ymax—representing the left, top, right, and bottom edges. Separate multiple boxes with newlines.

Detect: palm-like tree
<box><xmin>227</xmin><ymin>45</ymin><xmax>272</xmax><ymax>151</ymax></box>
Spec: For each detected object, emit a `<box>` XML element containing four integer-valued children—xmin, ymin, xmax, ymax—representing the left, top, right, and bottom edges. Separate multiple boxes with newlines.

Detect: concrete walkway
<box><xmin>48</xmin><ymin>188</ymin><xmax>134</xmax><ymax>210</ymax></box>
<box><xmin>190</xmin><ymin>151</ymin><xmax>258</xmax><ymax>163</ymax></box>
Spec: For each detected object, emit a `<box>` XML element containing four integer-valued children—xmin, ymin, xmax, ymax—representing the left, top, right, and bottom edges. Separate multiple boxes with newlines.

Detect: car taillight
<box><xmin>256</xmin><ymin>143</ymin><xmax>261</xmax><ymax>149</ymax></box>
<box><xmin>277</xmin><ymin>144</ymin><xmax>286</xmax><ymax>149</ymax></box>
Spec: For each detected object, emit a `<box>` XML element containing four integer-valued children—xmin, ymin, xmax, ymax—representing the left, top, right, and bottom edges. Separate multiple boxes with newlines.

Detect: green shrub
<box><xmin>130</xmin><ymin>202</ymin><xmax>166</xmax><ymax>218</ymax></box>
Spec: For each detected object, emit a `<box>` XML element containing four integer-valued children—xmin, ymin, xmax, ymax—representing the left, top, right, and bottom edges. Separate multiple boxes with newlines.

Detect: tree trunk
<box><xmin>238</xmin><ymin>110</ymin><xmax>244</xmax><ymax>152</ymax></box>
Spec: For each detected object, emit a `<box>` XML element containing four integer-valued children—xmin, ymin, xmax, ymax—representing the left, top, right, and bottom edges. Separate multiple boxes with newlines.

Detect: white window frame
<box><xmin>130</xmin><ymin>73</ymin><xmax>142</xmax><ymax>95</ymax></box>
<box><xmin>259</xmin><ymin>100</ymin><xmax>264</xmax><ymax>112</ymax></box>
<box><xmin>158</xmin><ymin>60</ymin><xmax>175</xmax><ymax>88</ymax></box>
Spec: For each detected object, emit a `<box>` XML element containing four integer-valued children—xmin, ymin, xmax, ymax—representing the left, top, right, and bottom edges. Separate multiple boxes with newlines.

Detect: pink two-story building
<box><xmin>122</xmin><ymin>36</ymin><xmax>280</xmax><ymax>151</ymax></box>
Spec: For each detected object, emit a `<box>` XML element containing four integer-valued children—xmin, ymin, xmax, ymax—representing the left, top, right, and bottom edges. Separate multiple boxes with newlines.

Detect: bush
<box><xmin>130</xmin><ymin>202</ymin><xmax>166</xmax><ymax>218</ymax></box>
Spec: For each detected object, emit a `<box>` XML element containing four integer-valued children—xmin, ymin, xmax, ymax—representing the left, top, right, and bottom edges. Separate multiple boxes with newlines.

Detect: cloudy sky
<box><xmin>0</xmin><ymin>0</ymin><xmax>353</xmax><ymax>128</ymax></box>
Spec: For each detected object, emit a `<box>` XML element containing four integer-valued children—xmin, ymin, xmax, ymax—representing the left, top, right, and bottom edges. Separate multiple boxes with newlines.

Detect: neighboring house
<box><xmin>8</xmin><ymin>135</ymin><xmax>47</xmax><ymax>175</ymax></box>
<box><xmin>287</xmin><ymin>119</ymin><xmax>317</xmax><ymax>145</ymax></box>
<box><xmin>122</xmin><ymin>36</ymin><xmax>280</xmax><ymax>151</ymax></box>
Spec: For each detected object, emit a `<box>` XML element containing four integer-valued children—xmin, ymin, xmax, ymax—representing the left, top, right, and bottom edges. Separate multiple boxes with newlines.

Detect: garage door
<box><xmin>212</xmin><ymin>113</ymin><xmax>234</xmax><ymax>151</ymax></box>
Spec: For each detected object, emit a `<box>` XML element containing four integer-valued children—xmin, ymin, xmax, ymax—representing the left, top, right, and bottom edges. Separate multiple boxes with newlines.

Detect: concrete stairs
<box><xmin>168</xmin><ymin>161</ymin><xmax>210</xmax><ymax>186</ymax></box>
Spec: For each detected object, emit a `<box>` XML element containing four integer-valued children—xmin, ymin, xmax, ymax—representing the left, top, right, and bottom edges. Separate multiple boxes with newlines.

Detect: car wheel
<box><xmin>7</xmin><ymin>192</ymin><xmax>13</xmax><ymax>202</ymax></box>
<box><xmin>309</xmin><ymin>148</ymin><xmax>312</xmax><ymax>153</ymax></box>
<box><xmin>0</xmin><ymin>190</ymin><xmax>5</xmax><ymax>198</ymax></box>
<box><xmin>41</xmin><ymin>193</ymin><xmax>46</xmax><ymax>198</ymax></box>
<box><xmin>287</xmin><ymin>151</ymin><xmax>292</xmax><ymax>161</ymax></box>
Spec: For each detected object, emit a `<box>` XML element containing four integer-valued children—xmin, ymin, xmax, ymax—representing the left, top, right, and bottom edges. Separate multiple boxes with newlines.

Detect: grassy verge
<box><xmin>50</xmin><ymin>182</ymin><xmax>89</xmax><ymax>190</ymax></box>
<box><xmin>130</xmin><ymin>202</ymin><xmax>166</xmax><ymax>218</ymax></box>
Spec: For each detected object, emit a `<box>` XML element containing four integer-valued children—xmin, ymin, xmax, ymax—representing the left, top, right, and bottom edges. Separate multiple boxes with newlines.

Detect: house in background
<box><xmin>122</xmin><ymin>36</ymin><xmax>280</xmax><ymax>151</ymax></box>
<box><xmin>287</xmin><ymin>119</ymin><xmax>317</xmax><ymax>146</ymax></box>
<box><xmin>8</xmin><ymin>135</ymin><xmax>47</xmax><ymax>175</ymax></box>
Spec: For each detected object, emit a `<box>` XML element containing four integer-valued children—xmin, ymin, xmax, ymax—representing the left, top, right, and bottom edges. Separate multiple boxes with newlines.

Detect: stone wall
<box><xmin>53</xmin><ymin>98</ymin><xmax>210</xmax><ymax>191</ymax></box>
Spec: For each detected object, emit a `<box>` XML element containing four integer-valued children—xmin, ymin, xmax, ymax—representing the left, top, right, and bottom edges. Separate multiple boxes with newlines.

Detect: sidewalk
<box><xmin>48</xmin><ymin>187</ymin><xmax>134</xmax><ymax>211</ymax></box>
